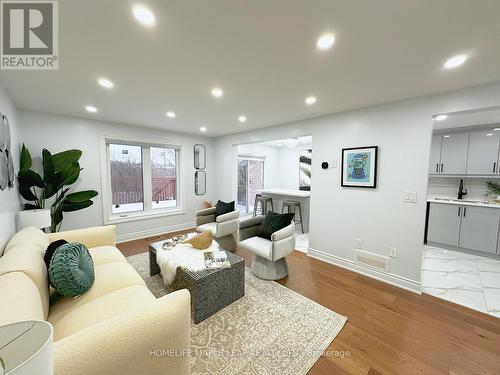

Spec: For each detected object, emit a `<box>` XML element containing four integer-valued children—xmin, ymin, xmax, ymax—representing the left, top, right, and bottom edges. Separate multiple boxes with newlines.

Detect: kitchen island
<box><xmin>261</xmin><ymin>188</ymin><xmax>310</xmax><ymax>232</ymax></box>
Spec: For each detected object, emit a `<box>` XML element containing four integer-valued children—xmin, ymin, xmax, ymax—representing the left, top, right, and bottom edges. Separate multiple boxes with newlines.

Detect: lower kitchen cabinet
<box><xmin>459</xmin><ymin>206</ymin><xmax>500</xmax><ymax>254</ymax></box>
<box><xmin>427</xmin><ymin>203</ymin><xmax>461</xmax><ymax>246</ymax></box>
<box><xmin>427</xmin><ymin>202</ymin><xmax>500</xmax><ymax>254</ymax></box>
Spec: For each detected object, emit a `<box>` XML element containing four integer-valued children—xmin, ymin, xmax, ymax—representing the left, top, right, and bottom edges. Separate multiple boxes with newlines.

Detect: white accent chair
<box><xmin>238</xmin><ymin>216</ymin><xmax>296</xmax><ymax>280</ymax></box>
<box><xmin>195</xmin><ymin>207</ymin><xmax>239</xmax><ymax>251</ymax></box>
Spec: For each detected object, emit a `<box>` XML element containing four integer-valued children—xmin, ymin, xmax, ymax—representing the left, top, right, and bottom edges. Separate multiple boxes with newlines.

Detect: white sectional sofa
<box><xmin>0</xmin><ymin>225</ymin><xmax>191</xmax><ymax>375</ymax></box>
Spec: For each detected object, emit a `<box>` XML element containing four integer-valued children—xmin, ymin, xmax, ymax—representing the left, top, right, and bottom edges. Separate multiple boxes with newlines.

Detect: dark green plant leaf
<box><xmin>65</xmin><ymin>190</ymin><xmax>98</xmax><ymax>203</ymax></box>
<box><xmin>24</xmin><ymin>203</ymin><xmax>41</xmax><ymax>210</ymax></box>
<box><xmin>58</xmin><ymin>162</ymin><xmax>81</xmax><ymax>186</ymax></box>
<box><xmin>19</xmin><ymin>185</ymin><xmax>38</xmax><ymax>201</ymax></box>
<box><xmin>18</xmin><ymin>169</ymin><xmax>45</xmax><ymax>188</ymax></box>
<box><xmin>61</xmin><ymin>200</ymin><xmax>93</xmax><ymax>212</ymax></box>
<box><xmin>52</xmin><ymin>207</ymin><xmax>63</xmax><ymax>228</ymax></box>
<box><xmin>42</xmin><ymin>149</ymin><xmax>55</xmax><ymax>183</ymax></box>
<box><xmin>20</xmin><ymin>144</ymin><xmax>32</xmax><ymax>170</ymax></box>
<box><xmin>52</xmin><ymin>150</ymin><xmax>82</xmax><ymax>172</ymax></box>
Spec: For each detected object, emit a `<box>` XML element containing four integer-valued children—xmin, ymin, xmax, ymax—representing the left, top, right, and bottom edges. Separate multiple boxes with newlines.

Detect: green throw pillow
<box><xmin>258</xmin><ymin>211</ymin><xmax>295</xmax><ymax>240</ymax></box>
<box><xmin>48</xmin><ymin>242</ymin><xmax>95</xmax><ymax>297</ymax></box>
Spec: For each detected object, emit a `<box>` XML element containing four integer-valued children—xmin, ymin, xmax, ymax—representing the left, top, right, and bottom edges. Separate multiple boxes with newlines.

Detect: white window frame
<box><xmin>100</xmin><ymin>135</ymin><xmax>186</xmax><ymax>224</ymax></box>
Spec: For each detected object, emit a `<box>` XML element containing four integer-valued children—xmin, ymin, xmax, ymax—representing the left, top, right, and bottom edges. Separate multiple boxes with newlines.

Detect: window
<box><xmin>103</xmin><ymin>138</ymin><xmax>182</xmax><ymax>222</ymax></box>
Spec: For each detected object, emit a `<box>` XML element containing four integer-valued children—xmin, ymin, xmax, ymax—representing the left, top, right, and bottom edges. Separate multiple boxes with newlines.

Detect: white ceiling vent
<box><xmin>355</xmin><ymin>250</ymin><xmax>390</xmax><ymax>272</ymax></box>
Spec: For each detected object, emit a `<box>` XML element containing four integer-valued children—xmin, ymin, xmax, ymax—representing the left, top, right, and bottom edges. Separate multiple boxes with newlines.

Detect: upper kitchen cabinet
<box><xmin>467</xmin><ymin>130</ymin><xmax>500</xmax><ymax>175</ymax></box>
<box><xmin>429</xmin><ymin>132</ymin><xmax>469</xmax><ymax>175</ymax></box>
<box><xmin>440</xmin><ymin>132</ymin><xmax>469</xmax><ymax>174</ymax></box>
<box><xmin>429</xmin><ymin>135</ymin><xmax>442</xmax><ymax>174</ymax></box>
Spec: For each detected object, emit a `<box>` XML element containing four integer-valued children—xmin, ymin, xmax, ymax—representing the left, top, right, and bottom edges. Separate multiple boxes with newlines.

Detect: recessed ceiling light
<box><xmin>211</xmin><ymin>87</ymin><xmax>223</xmax><ymax>98</ymax></box>
<box><xmin>199</xmin><ymin>126</ymin><xmax>207</xmax><ymax>133</ymax></box>
<box><xmin>435</xmin><ymin>114</ymin><xmax>447</xmax><ymax>121</ymax></box>
<box><xmin>494</xmin><ymin>128</ymin><xmax>500</xmax><ymax>131</ymax></box>
<box><xmin>98</xmin><ymin>78</ymin><xmax>114</xmax><ymax>89</ymax></box>
<box><xmin>305</xmin><ymin>96</ymin><xmax>317</xmax><ymax>105</ymax></box>
<box><xmin>132</xmin><ymin>4</ymin><xmax>156</xmax><ymax>27</ymax></box>
<box><xmin>316</xmin><ymin>33</ymin><xmax>335</xmax><ymax>50</ymax></box>
<box><xmin>443</xmin><ymin>54</ymin><xmax>468</xmax><ymax>70</ymax></box>
<box><xmin>166</xmin><ymin>111</ymin><xmax>176</xmax><ymax>118</ymax></box>
<box><xmin>85</xmin><ymin>105</ymin><xmax>98</xmax><ymax>113</ymax></box>
<box><xmin>444</xmin><ymin>135</ymin><xmax>451</xmax><ymax>138</ymax></box>
<box><xmin>486</xmin><ymin>133</ymin><xmax>494</xmax><ymax>137</ymax></box>
<box><xmin>238</xmin><ymin>115</ymin><xmax>247</xmax><ymax>123</ymax></box>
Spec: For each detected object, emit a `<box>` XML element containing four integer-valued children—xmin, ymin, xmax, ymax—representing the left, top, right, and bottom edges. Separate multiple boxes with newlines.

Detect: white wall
<box><xmin>19</xmin><ymin>110</ymin><xmax>214</xmax><ymax>242</ymax></box>
<box><xmin>0</xmin><ymin>87</ymin><xmax>21</xmax><ymax>254</ymax></box>
<box><xmin>213</xmin><ymin>81</ymin><xmax>500</xmax><ymax>292</ymax></box>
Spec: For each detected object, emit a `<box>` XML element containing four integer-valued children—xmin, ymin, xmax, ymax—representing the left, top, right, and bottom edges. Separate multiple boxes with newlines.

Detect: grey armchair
<box><xmin>238</xmin><ymin>216</ymin><xmax>296</xmax><ymax>280</ymax></box>
<box><xmin>195</xmin><ymin>207</ymin><xmax>239</xmax><ymax>251</ymax></box>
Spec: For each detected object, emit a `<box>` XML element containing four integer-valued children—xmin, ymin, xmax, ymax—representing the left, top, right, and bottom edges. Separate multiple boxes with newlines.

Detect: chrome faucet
<box><xmin>458</xmin><ymin>179</ymin><xmax>467</xmax><ymax>200</ymax></box>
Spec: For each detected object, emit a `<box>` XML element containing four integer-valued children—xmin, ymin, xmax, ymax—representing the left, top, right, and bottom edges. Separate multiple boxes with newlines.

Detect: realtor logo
<box><xmin>1</xmin><ymin>0</ymin><xmax>58</xmax><ymax>69</ymax></box>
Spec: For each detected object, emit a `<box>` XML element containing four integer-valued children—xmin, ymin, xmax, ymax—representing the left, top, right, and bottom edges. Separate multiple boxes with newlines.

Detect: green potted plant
<box><xmin>17</xmin><ymin>144</ymin><xmax>98</xmax><ymax>232</ymax></box>
<box><xmin>486</xmin><ymin>181</ymin><xmax>500</xmax><ymax>203</ymax></box>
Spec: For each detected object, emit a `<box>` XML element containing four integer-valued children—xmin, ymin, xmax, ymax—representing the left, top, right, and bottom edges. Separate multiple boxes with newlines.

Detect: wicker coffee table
<box><xmin>149</xmin><ymin>240</ymin><xmax>245</xmax><ymax>324</ymax></box>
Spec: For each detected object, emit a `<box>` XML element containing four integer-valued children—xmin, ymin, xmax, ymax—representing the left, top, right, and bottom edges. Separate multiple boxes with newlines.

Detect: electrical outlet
<box><xmin>390</xmin><ymin>247</ymin><xmax>398</xmax><ymax>258</ymax></box>
<box><xmin>354</xmin><ymin>239</ymin><xmax>362</xmax><ymax>249</ymax></box>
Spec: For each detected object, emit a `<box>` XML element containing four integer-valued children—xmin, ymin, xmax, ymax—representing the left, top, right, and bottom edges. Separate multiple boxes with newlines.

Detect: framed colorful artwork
<box><xmin>341</xmin><ymin>146</ymin><xmax>378</xmax><ymax>188</ymax></box>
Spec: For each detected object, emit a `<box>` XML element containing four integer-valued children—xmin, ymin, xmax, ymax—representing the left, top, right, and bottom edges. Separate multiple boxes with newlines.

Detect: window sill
<box><xmin>104</xmin><ymin>208</ymin><xmax>187</xmax><ymax>225</ymax></box>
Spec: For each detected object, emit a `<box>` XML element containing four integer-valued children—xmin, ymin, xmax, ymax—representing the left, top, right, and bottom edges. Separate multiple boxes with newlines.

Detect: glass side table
<box><xmin>0</xmin><ymin>320</ymin><xmax>53</xmax><ymax>375</ymax></box>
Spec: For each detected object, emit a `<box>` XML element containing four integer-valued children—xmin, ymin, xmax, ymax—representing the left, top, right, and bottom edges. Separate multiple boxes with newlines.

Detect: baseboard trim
<box><xmin>116</xmin><ymin>222</ymin><xmax>196</xmax><ymax>243</ymax></box>
<box><xmin>307</xmin><ymin>248</ymin><xmax>422</xmax><ymax>294</ymax></box>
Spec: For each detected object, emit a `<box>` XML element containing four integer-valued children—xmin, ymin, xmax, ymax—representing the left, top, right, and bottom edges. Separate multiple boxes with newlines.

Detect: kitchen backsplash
<box><xmin>427</xmin><ymin>177</ymin><xmax>497</xmax><ymax>200</ymax></box>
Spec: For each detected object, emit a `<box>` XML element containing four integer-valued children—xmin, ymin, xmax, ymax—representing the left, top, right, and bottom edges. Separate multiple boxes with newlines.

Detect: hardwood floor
<box><xmin>117</xmin><ymin>231</ymin><xmax>500</xmax><ymax>375</ymax></box>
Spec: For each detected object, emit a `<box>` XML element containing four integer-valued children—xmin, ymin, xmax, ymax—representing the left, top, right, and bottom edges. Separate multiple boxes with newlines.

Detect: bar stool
<box><xmin>253</xmin><ymin>194</ymin><xmax>274</xmax><ymax>217</ymax></box>
<box><xmin>281</xmin><ymin>200</ymin><xmax>304</xmax><ymax>233</ymax></box>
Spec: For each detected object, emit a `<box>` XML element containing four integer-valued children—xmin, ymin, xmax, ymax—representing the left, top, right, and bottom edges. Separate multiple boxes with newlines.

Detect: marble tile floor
<box><xmin>422</xmin><ymin>245</ymin><xmax>500</xmax><ymax>318</ymax></box>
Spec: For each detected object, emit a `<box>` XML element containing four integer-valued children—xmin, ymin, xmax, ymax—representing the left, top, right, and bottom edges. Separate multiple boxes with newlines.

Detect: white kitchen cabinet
<box><xmin>467</xmin><ymin>130</ymin><xmax>500</xmax><ymax>175</ymax></box>
<box><xmin>429</xmin><ymin>135</ymin><xmax>442</xmax><ymax>174</ymax></box>
<box><xmin>440</xmin><ymin>132</ymin><xmax>469</xmax><ymax>175</ymax></box>
<box><xmin>427</xmin><ymin>203</ymin><xmax>461</xmax><ymax>246</ymax></box>
<box><xmin>459</xmin><ymin>206</ymin><xmax>500</xmax><ymax>254</ymax></box>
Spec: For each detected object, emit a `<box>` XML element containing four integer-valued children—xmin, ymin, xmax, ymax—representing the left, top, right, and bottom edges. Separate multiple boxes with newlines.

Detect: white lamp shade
<box><xmin>0</xmin><ymin>320</ymin><xmax>53</xmax><ymax>375</ymax></box>
<box><xmin>18</xmin><ymin>209</ymin><xmax>51</xmax><ymax>229</ymax></box>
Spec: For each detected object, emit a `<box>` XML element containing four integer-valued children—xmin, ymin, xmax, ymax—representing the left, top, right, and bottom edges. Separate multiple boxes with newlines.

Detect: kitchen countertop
<box><xmin>428</xmin><ymin>197</ymin><xmax>500</xmax><ymax>209</ymax></box>
<box><xmin>261</xmin><ymin>188</ymin><xmax>310</xmax><ymax>198</ymax></box>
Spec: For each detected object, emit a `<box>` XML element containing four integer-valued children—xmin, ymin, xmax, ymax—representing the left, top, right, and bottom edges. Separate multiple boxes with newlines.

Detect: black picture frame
<box><xmin>341</xmin><ymin>146</ymin><xmax>378</xmax><ymax>188</ymax></box>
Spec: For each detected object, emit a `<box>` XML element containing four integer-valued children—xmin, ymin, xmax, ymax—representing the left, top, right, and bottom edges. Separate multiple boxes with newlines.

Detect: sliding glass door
<box><xmin>237</xmin><ymin>158</ymin><xmax>264</xmax><ymax>215</ymax></box>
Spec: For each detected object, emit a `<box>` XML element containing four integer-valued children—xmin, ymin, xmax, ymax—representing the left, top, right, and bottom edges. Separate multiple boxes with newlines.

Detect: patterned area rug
<box><xmin>127</xmin><ymin>252</ymin><xmax>347</xmax><ymax>375</ymax></box>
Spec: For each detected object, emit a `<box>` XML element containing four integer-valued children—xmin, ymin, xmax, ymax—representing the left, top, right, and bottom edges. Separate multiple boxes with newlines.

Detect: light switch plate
<box><xmin>403</xmin><ymin>191</ymin><xmax>417</xmax><ymax>203</ymax></box>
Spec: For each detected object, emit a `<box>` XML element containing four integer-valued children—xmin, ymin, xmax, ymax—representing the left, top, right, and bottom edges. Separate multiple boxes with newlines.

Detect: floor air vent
<box><xmin>355</xmin><ymin>250</ymin><xmax>390</xmax><ymax>272</ymax></box>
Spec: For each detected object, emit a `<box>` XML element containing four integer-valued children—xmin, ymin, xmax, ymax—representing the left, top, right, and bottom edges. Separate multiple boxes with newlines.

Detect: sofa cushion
<box><xmin>48</xmin><ymin>261</ymin><xmax>146</xmax><ymax>326</ymax></box>
<box><xmin>4</xmin><ymin>226</ymin><xmax>49</xmax><ymax>254</ymax></box>
<box><xmin>238</xmin><ymin>236</ymin><xmax>273</xmax><ymax>260</ymax></box>
<box><xmin>49</xmin><ymin>243</ymin><xmax>95</xmax><ymax>297</ymax></box>
<box><xmin>50</xmin><ymin>285</ymin><xmax>155</xmax><ymax>341</ymax></box>
<box><xmin>0</xmin><ymin>243</ymin><xmax>50</xmax><ymax>319</ymax></box>
<box><xmin>88</xmin><ymin>246</ymin><xmax>126</xmax><ymax>266</ymax></box>
<box><xmin>0</xmin><ymin>271</ymin><xmax>44</xmax><ymax>326</ymax></box>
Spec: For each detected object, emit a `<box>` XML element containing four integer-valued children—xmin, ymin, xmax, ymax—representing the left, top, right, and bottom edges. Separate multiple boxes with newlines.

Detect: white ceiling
<box><xmin>1</xmin><ymin>0</ymin><xmax>500</xmax><ymax>137</ymax></box>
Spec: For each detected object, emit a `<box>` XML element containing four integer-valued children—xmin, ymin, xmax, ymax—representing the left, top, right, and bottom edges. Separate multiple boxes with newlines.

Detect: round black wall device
<box><xmin>321</xmin><ymin>162</ymin><xmax>329</xmax><ymax>169</ymax></box>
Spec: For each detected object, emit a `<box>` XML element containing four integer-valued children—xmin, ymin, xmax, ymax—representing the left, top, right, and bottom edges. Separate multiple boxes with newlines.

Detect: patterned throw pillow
<box><xmin>44</xmin><ymin>239</ymin><xmax>68</xmax><ymax>271</ymax></box>
<box><xmin>48</xmin><ymin>242</ymin><xmax>95</xmax><ymax>297</ymax></box>
<box><xmin>258</xmin><ymin>212</ymin><xmax>295</xmax><ymax>240</ymax></box>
